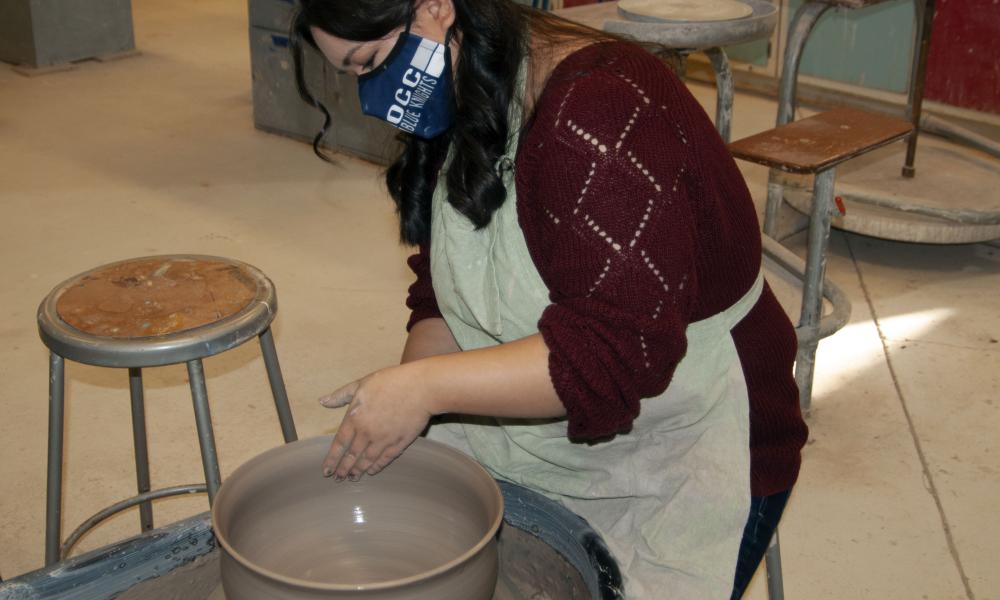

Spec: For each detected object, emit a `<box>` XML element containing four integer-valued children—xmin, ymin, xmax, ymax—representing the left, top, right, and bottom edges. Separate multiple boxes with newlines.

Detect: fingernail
<box><xmin>349</xmin><ymin>473</ymin><xmax>360</xmax><ymax>482</ymax></box>
<box><xmin>323</xmin><ymin>468</ymin><xmax>333</xmax><ymax>477</ymax></box>
<box><xmin>335</xmin><ymin>475</ymin><xmax>344</xmax><ymax>482</ymax></box>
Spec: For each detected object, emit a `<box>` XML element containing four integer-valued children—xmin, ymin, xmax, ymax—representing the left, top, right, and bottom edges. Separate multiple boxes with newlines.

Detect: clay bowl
<box><xmin>212</xmin><ymin>436</ymin><xmax>503</xmax><ymax>599</ymax></box>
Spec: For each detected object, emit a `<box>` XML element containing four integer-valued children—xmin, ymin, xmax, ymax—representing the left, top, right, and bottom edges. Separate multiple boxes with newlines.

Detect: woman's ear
<box><xmin>417</xmin><ymin>0</ymin><xmax>457</xmax><ymax>39</ymax></box>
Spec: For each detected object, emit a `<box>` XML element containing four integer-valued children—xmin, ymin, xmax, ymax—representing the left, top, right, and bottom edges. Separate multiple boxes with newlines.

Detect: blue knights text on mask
<box><xmin>385</xmin><ymin>39</ymin><xmax>447</xmax><ymax>134</ymax></box>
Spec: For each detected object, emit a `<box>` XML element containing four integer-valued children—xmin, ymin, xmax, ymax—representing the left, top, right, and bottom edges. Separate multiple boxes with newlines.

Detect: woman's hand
<box><xmin>319</xmin><ymin>363</ymin><xmax>434</xmax><ymax>481</ymax></box>
<box><xmin>319</xmin><ymin>334</ymin><xmax>565</xmax><ymax>481</ymax></box>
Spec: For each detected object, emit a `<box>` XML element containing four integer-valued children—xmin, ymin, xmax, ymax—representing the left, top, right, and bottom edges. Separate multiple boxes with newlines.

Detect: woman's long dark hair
<box><xmin>292</xmin><ymin>0</ymin><xmax>613</xmax><ymax>246</ymax></box>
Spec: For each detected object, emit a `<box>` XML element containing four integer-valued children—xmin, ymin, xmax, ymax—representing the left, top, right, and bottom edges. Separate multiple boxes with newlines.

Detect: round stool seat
<box><xmin>38</xmin><ymin>255</ymin><xmax>277</xmax><ymax>368</ymax></box>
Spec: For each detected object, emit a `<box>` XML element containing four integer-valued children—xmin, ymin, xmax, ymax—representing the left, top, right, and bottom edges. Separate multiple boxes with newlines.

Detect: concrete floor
<box><xmin>1</xmin><ymin>1</ymin><xmax>997</xmax><ymax>598</ymax></box>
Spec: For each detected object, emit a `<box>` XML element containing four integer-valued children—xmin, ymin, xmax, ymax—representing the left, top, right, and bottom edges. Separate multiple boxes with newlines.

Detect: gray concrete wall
<box><xmin>0</xmin><ymin>1</ymin><xmax>37</xmax><ymax>66</ymax></box>
<box><xmin>0</xmin><ymin>0</ymin><xmax>134</xmax><ymax>68</ymax></box>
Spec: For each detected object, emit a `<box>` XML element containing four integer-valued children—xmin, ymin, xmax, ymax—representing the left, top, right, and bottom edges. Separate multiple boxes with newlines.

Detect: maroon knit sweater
<box><xmin>406</xmin><ymin>42</ymin><xmax>807</xmax><ymax>497</ymax></box>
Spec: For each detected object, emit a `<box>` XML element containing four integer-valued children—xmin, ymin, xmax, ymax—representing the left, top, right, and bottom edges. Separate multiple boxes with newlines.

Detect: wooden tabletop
<box><xmin>727</xmin><ymin>108</ymin><xmax>913</xmax><ymax>174</ymax></box>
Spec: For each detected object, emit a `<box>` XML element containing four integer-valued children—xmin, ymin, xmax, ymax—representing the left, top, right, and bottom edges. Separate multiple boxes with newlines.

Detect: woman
<box><xmin>293</xmin><ymin>0</ymin><xmax>807</xmax><ymax>597</ymax></box>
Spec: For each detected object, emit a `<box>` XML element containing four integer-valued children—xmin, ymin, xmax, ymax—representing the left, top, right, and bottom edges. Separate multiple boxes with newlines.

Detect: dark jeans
<box><xmin>731</xmin><ymin>490</ymin><xmax>791</xmax><ymax>599</ymax></box>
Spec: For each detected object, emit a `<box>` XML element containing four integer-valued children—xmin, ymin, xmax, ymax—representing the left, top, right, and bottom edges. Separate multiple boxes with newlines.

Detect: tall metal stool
<box><xmin>555</xmin><ymin>0</ymin><xmax>779</xmax><ymax>143</ymax></box>
<box><xmin>37</xmin><ymin>255</ymin><xmax>298</xmax><ymax>566</ymax></box>
<box><xmin>731</xmin><ymin>108</ymin><xmax>912</xmax><ymax>413</ymax></box>
<box><xmin>729</xmin><ymin>108</ymin><xmax>911</xmax><ymax>599</ymax></box>
<box><xmin>772</xmin><ymin>0</ymin><xmax>935</xmax><ymax>181</ymax></box>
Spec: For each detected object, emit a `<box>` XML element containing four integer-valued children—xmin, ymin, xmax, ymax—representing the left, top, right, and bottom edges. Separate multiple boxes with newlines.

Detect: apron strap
<box><xmin>721</xmin><ymin>268</ymin><xmax>764</xmax><ymax>330</ymax></box>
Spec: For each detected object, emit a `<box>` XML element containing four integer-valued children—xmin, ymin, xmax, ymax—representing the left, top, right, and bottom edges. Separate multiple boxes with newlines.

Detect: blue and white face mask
<box><xmin>357</xmin><ymin>26</ymin><xmax>454</xmax><ymax>139</ymax></box>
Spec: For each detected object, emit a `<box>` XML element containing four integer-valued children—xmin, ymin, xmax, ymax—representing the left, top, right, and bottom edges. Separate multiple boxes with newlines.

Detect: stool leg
<box><xmin>45</xmin><ymin>353</ymin><xmax>66</xmax><ymax>566</ymax></box>
<box><xmin>902</xmin><ymin>0</ymin><xmax>936</xmax><ymax>178</ymax></box>
<box><xmin>763</xmin><ymin>173</ymin><xmax>785</xmax><ymax>239</ymax></box>
<box><xmin>703</xmin><ymin>47</ymin><xmax>733</xmax><ymax>143</ymax></box>
<box><xmin>796</xmin><ymin>168</ymin><xmax>837</xmax><ymax>414</ymax></box>
<box><xmin>778</xmin><ymin>1</ymin><xmax>832</xmax><ymax>127</ymax></box>
<box><xmin>187</xmin><ymin>359</ymin><xmax>222</xmax><ymax>503</ymax></box>
<box><xmin>259</xmin><ymin>327</ymin><xmax>298</xmax><ymax>443</ymax></box>
<box><xmin>765</xmin><ymin>1</ymin><xmax>833</xmax><ymax>238</ymax></box>
<box><xmin>764</xmin><ymin>529</ymin><xmax>785</xmax><ymax>600</ymax></box>
<box><xmin>128</xmin><ymin>368</ymin><xmax>154</xmax><ymax>532</ymax></box>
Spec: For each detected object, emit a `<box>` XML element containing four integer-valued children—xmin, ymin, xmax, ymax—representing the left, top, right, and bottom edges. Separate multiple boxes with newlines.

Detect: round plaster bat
<box><xmin>618</xmin><ymin>0</ymin><xmax>754</xmax><ymax>23</ymax></box>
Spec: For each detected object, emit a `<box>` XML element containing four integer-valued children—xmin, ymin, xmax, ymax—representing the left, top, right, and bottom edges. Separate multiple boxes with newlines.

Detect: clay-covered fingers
<box><xmin>347</xmin><ymin>444</ymin><xmax>387</xmax><ymax>481</ymax></box>
<box><xmin>336</xmin><ymin>435</ymin><xmax>371</xmax><ymax>481</ymax></box>
<box><xmin>365</xmin><ymin>441</ymin><xmax>407</xmax><ymax>476</ymax></box>
<box><xmin>319</xmin><ymin>381</ymin><xmax>358</xmax><ymax>410</ymax></box>
<box><xmin>321</xmin><ymin>432</ymin><xmax>349</xmax><ymax>478</ymax></box>
<box><xmin>322</xmin><ymin>422</ymin><xmax>366</xmax><ymax>481</ymax></box>
<box><xmin>320</xmin><ymin>380</ymin><xmax>364</xmax><ymax>479</ymax></box>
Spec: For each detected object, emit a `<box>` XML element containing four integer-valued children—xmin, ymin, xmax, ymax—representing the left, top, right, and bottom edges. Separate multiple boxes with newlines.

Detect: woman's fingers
<box><xmin>319</xmin><ymin>381</ymin><xmax>359</xmax><ymax>409</ymax></box>
<box><xmin>319</xmin><ymin>366</ymin><xmax>433</xmax><ymax>482</ymax></box>
<box><xmin>366</xmin><ymin>441</ymin><xmax>408</xmax><ymax>476</ymax></box>
<box><xmin>348</xmin><ymin>443</ymin><xmax>389</xmax><ymax>481</ymax></box>
<box><xmin>322</xmin><ymin>426</ymin><xmax>351</xmax><ymax>477</ymax></box>
<box><xmin>322</xmin><ymin>419</ymin><xmax>364</xmax><ymax>479</ymax></box>
<box><xmin>330</xmin><ymin>436</ymin><xmax>408</xmax><ymax>480</ymax></box>
<box><xmin>332</xmin><ymin>434</ymin><xmax>370</xmax><ymax>481</ymax></box>
<box><xmin>347</xmin><ymin>440</ymin><xmax>409</xmax><ymax>479</ymax></box>
<box><xmin>320</xmin><ymin>379</ymin><xmax>366</xmax><ymax>478</ymax></box>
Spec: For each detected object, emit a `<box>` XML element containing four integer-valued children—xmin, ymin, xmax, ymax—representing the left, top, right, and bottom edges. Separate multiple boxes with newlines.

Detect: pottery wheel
<box><xmin>618</xmin><ymin>0</ymin><xmax>753</xmax><ymax>22</ymax></box>
<box><xmin>193</xmin><ymin>525</ymin><xmax>590</xmax><ymax>600</ymax></box>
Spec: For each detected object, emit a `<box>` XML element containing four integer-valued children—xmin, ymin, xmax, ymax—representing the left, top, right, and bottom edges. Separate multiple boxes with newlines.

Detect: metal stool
<box><xmin>729</xmin><ymin>107</ymin><xmax>911</xmax><ymax>599</ymax></box>
<box><xmin>37</xmin><ymin>255</ymin><xmax>298</xmax><ymax>565</ymax></box>
<box><xmin>773</xmin><ymin>0</ymin><xmax>934</xmax><ymax>179</ymax></box>
<box><xmin>731</xmin><ymin>107</ymin><xmax>911</xmax><ymax>413</ymax></box>
<box><xmin>555</xmin><ymin>0</ymin><xmax>779</xmax><ymax>143</ymax></box>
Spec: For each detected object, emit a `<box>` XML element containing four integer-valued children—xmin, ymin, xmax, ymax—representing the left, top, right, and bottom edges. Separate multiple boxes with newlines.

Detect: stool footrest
<box><xmin>61</xmin><ymin>484</ymin><xmax>207</xmax><ymax>559</ymax></box>
<box><xmin>762</xmin><ymin>235</ymin><xmax>851</xmax><ymax>341</ymax></box>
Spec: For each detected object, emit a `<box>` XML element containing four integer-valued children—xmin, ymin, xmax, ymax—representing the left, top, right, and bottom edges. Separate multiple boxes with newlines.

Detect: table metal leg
<box><xmin>128</xmin><ymin>368</ymin><xmax>154</xmax><ymax>532</ymax></box>
<box><xmin>45</xmin><ymin>353</ymin><xmax>66</xmax><ymax>566</ymax></box>
<box><xmin>902</xmin><ymin>0</ymin><xmax>936</xmax><ymax>178</ymax></box>
<box><xmin>187</xmin><ymin>359</ymin><xmax>222</xmax><ymax>503</ymax></box>
<box><xmin>795</xmin><ymin>168</ymin><xmax>837</xmax><ymax>414</ymax></box>
<box><xmin>765</xmin><ymin>1</ymin><xmax>833</xmax><ymax>238</ymax></box>
<box><xmin>765</xmin><ymin>529</ymin><xmax>785</xmax><ymax>600</ymax></box>
<box><xmin>259</xmin><ymin>327</ymin><xmax>298</xmax><ymax>443</ymax></box>
<box><xmin>704</xmin><ymin>47</ymin><xmax>733</xmax><ymax>143</ymax></box>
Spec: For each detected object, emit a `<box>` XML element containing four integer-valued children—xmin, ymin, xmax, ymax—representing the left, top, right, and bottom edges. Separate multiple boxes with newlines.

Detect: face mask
<box><xmin>357</xmin><ymin>22</ymin><xmax>454</xmax><ymax>139</ymax></box>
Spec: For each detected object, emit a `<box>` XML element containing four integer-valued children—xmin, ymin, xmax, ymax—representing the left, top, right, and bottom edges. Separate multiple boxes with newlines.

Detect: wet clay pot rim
<box><xmin>211</xmin><ymin>436</ymin><xmax>505</xmax><ymax>592</ymax></box>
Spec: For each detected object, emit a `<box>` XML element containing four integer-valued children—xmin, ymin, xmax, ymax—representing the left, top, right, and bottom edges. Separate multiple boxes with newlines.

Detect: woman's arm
<box><xmin>411</xmin><ymin>333</ymin><xmax>563</xmax><ymax>417</ymax></box>
<box><xmin>319</xmin><ymin>333</ymin><xmax>564</xmax><ymax>481</ymax></box>
<box><xmin>400</xmin><ymin>317</ymin><xmax>461</xmax><ymax>363</ymax></box>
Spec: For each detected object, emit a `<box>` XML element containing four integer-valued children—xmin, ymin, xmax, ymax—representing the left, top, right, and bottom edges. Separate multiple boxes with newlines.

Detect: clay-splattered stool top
<box><xmin>38</xmin><ymin>256</ymin><xmax>277</xmax><ymax>367</ymax></box>
<box><xmin>55</xmin><ymin>257</ymin><xmax>260</xmax><ymax>338</ymax></box>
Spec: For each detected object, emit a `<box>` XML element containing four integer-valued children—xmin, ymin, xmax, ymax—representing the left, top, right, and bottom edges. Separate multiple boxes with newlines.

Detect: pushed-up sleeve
<box><xmin>516</xmin><ymin>50</ymin><xmax>701</xmax><ymax>440</ymax></box>
<box><xmin>404</xmin><ymin>243</ymin><xmax>443</xmax><ymax>331</ymax></box>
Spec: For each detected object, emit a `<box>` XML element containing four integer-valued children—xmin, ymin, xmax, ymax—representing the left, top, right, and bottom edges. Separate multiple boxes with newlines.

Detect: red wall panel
<box><xmin>923</xmin><ymin>0</ymin><xmax>1000</xmax><ymax>115</ymax></box>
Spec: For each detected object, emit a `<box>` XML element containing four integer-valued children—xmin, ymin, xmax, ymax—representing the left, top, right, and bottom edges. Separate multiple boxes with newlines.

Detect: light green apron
<box><xmin>427</xmin><ymin>59</ymin><xmax>762</xmax><ymax>599</ymax></box>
